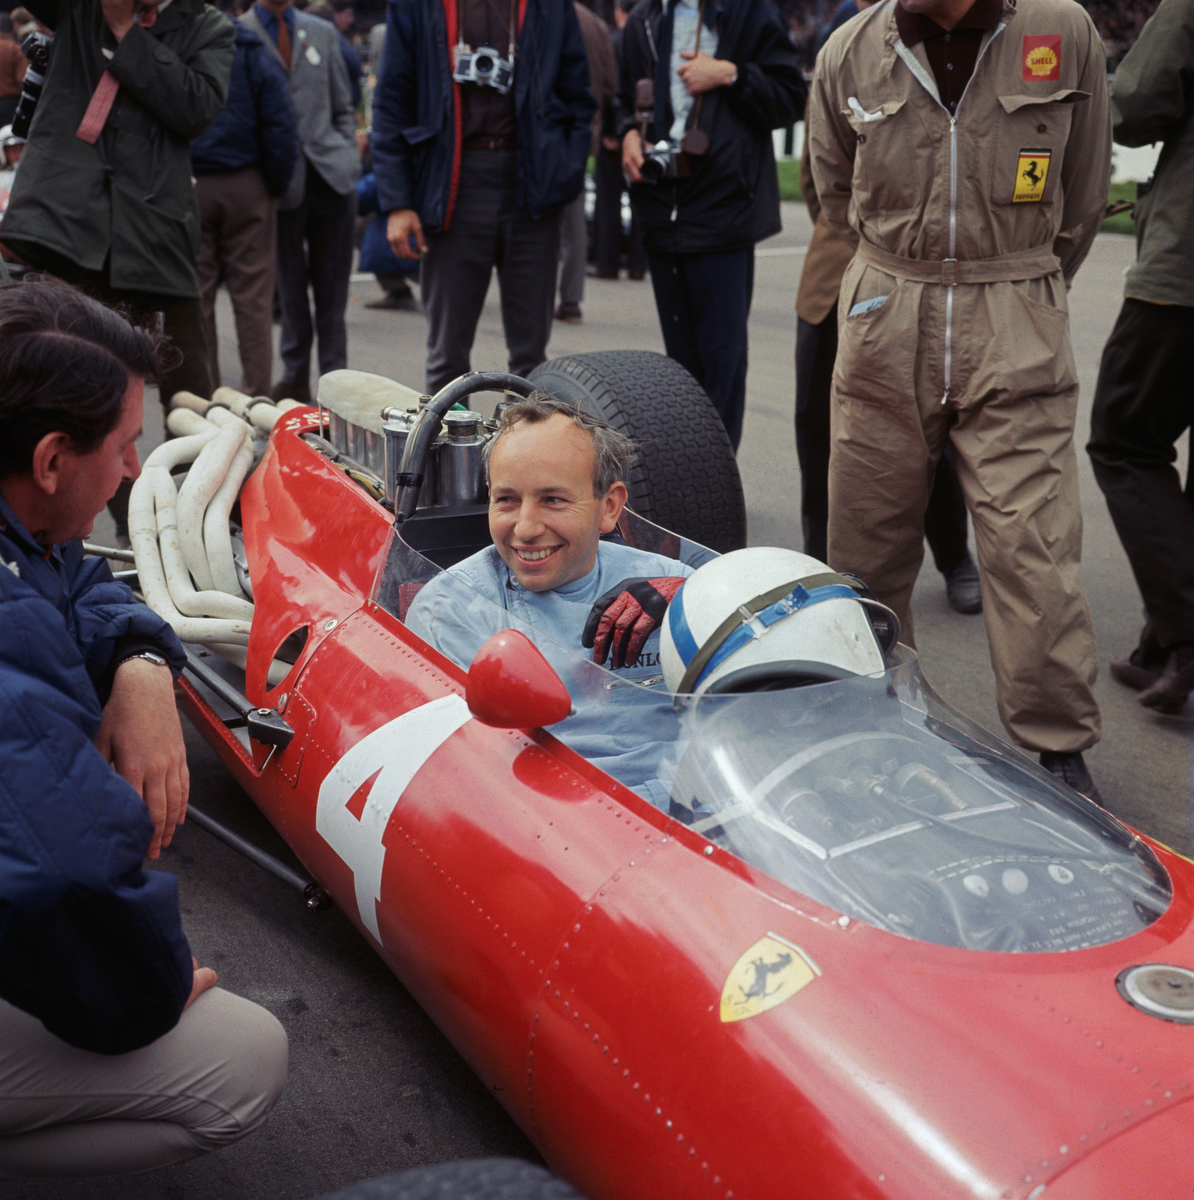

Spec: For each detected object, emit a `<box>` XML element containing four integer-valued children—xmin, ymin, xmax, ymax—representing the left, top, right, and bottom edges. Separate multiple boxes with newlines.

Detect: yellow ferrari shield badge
<box><xmin>720</xmin><ymin>934</ymin><xmax>821</xmax><ymax>1023</ymax></box>
<box><xmin>1013</xmin><ymin>149</ymin><xmax>1051</xmax><ymax>202</ymax></box>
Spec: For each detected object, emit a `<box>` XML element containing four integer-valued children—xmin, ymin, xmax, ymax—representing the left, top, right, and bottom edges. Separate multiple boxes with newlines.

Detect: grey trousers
<box><xmin>556</xmin><ymin>190</ymin><xmax>587</xmax><ymax>307</ymax></box>
<box><xmin>420</xmin><ymin>149</ymin><xmax>561</xmax><ymax>394</ymax></box>
<box><xmin>0</xmin><ymin>989</ymin><xmax>288</xmax><ymax>1177</ymax></box>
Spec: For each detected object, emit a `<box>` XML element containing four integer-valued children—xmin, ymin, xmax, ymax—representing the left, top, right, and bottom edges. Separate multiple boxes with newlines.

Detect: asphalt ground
<box><xmin>15</xmin><ymin>202</ymin><xmax>1190</xmax><ymax>1200</ymax></box>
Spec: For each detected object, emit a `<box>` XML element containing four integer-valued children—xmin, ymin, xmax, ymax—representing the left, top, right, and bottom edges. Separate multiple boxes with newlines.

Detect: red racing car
<box><xmin>129</xmin><ymin>355</ymin><xmax>1194</xmax><ymax>1200</ymax></box>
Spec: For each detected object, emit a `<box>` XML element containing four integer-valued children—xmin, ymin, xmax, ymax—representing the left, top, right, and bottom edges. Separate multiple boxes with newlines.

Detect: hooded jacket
<box><xmin>0</xmin><ymin>0</ymin><xmax>234</xmax><ymax>298</ymax></box>
<box><xmin>615</xmin><ymin>0</ymin><xmax>805</xmax><ymax>255</ymax></box>
<box><xmin>371</xmin><ymin>0</ymin><xmax>595</xmax><ymax>230</ymax></box>
<box><xmin>0</xmin><ymin>492</ymin><xmax>192</xmax><ymax>1055</ymax></box>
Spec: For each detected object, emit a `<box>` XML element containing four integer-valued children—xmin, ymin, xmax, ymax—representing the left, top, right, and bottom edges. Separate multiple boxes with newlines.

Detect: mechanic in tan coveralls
<box><xmin>808</xmin><ymin>0</ymin><xmax>1111</xmax><ymax>799</ymax></box>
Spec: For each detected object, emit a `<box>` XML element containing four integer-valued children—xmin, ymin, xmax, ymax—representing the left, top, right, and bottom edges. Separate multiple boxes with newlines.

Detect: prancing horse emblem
<box><xmin>720</xmin><ymin>935</ymin><xmax>821</xmax><ymax>1023</ymax></box>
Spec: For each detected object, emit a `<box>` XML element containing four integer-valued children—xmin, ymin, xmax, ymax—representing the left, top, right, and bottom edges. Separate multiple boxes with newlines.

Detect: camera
<box><xmin>11</xmin><ymin>32</ymin><xmax>50</xmax><ymax>141</ymax></box>
<box><xmin>640</xmin><ymin>139</ymin><xmax>691</xmax><ymax>184</ymax></box>
<box><xmin>452</xmin><ymin>44</ymin><xmax>514</xmax><ymax>95</ymax></box>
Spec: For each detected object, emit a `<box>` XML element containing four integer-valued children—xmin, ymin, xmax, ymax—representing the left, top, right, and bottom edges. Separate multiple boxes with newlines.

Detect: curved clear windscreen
<box><xmin>374</xmin><ymin>523</ymin><xmax>1170</xmax><ymax>954</ymax></box>
<box><xmin>669</xmin><ymin>654</ymin><xmax>1170</xmax><ymax>953</ymax></box>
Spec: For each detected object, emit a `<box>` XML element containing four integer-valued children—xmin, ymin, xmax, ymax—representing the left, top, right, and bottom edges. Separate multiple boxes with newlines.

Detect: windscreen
<box><xmin>375</xmin><ymin>529</ymin><xmax>1170</xmax><ymax>953</ymax></box>
<box><xmin>669</xmin><ymin>656</ymin><xmax>1171</xmax><ymax>953</ymax></box>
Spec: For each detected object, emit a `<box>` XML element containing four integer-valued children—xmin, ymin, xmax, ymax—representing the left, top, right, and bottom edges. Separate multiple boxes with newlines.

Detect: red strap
<box><xmin>75</xmin><ymin>8</ymin><xmax>158</xmax><ymax>144</ymax></box>
<box><xmin>76</xmin><ymin>71</ymin><xmax>120</xmax><ymax>144</ymax></box>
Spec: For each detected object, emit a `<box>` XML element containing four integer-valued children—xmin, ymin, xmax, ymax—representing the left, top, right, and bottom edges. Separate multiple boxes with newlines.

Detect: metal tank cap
<box><xmin>1117</xmin><ymin>964</ymin><xmax>1194</xmax><ymax>1023</ymax></box>
<box><xmin>443</xmin><ymin>410</ymin><xmax>484</xmax><ymax>440</ymax></box>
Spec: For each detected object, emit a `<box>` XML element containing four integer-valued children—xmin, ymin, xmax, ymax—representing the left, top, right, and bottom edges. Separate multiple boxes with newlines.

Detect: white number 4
<box><xmin>316</xmin><ymin>694</ymin><xmax>472</xmax><ymax>941</ymax></box>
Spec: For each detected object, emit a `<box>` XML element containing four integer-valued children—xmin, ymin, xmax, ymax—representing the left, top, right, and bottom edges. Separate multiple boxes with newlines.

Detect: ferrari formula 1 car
<box><xmin>127</xmin><ymin>354</ymin><xmax>1194</xmax><ymax>1200</ymax></box>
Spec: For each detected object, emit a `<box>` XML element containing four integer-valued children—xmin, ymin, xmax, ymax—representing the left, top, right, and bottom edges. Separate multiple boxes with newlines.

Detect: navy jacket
<box><xmin>0</xmin><ymin>492</ymin><xmax>193</xmax><ymax>1055</ymax></box>
<box><xmin>191</xmin><ymin>22</ymin><xmax>300</xmax><ymax>197</ymax></box>
<box><xmin>616</xmin><ymin>0</ymin><xmax>805</xmax><ymax>255</ymax></box>
<box><xmin>372</xmin><ymin>0</ymin><xmax>596</xmax><ymax>229</ymax></box>
<box><xmin>356</xmin><ymin>171</ymin><xmax>418</xmax><ymax>277</ymax></box>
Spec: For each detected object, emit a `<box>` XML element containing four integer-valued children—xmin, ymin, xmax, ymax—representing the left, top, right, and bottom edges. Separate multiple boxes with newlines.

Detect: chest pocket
<box><xmin>844</xmin><ymin>96</ymin><xmax>922</xmax><ymax>214</ymax></box>
<box><xmin>990</xmin><ymin>89</ymin><xmax>1088</xmax><ymax>205</ymax></box>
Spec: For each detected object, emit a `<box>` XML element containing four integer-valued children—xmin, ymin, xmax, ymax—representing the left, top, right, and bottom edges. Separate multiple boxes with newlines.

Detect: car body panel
<box><xmin>178</xmin><ymin>413</ymin><xmax>1194</xmax><ymax>1200</ymax></box>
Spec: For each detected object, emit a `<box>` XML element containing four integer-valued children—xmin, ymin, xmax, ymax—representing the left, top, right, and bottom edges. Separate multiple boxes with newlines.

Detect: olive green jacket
<box><xmin>1113</xmin><ymin>0</ymin><xmax>1194</xmax><ymax>308</ymax></box>
<box><xmin>0</xmin><ymin>0</ymin><xmax>234</xmax><ymax>298</ymax></box>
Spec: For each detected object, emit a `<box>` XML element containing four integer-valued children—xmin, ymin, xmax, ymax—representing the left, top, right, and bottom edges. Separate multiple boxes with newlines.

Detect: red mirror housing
<box><xmin>466</xmin><ymin>630</ymin><xmax>573</xmax><ymax>729</ymax></box>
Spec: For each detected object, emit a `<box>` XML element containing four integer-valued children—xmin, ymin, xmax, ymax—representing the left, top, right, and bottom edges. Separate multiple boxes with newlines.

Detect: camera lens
<box><xmin>640</xmin><ymin>155</ymin><xmax>665</xmax><ymax>184</ymax></box>
<box><xmin>473</xmin><ymin>50</ymin><xmax>495</xmax><ymax>79</ymax></box>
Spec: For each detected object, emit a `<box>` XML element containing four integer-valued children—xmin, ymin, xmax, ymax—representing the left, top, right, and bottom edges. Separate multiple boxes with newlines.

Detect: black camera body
<box><xmin>452</xmin><ymin>44</ymin><xmax>514</xmax><ymax>95</ymax></box>
<box><xmin>11</xmin><ymin>31</ymin><xmax>50</xmax><ymax>140</ymax></box>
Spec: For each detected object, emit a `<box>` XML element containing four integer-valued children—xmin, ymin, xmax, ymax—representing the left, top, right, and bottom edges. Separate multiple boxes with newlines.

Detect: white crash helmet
<box><xmin>661</xmin><ymin>547</ymin><xmax>897</xmax><ymax>698</ymax></box>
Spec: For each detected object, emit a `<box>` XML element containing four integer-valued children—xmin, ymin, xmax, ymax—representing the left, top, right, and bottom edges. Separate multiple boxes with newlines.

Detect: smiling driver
<box><xmin>405</xmin><ymin>393</ymin><xmax>695</xmax><ymax>801</ymax></box>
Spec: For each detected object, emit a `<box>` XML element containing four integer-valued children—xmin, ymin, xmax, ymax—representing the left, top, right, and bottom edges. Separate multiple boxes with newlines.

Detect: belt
<box><xmin>462</xmin><ymin>136</ymin><xmax>516</xmax><ymax>152</ymax></box>
<box><xmin>856</xmin><ymin>239</ymin><xmax>1061</xmax><ymax>285</ymax></box>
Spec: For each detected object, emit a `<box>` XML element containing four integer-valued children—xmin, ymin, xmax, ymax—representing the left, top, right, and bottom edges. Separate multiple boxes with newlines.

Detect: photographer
<box><xmin>618</xmin><ymin>0</ymin><xmax>804</xmax><ymax>450</ymax></box>
<box><xmin>372</xmin><ymin>0</ymin><xmax>594</xmax><ymax>394</ymax></box>
<box><xmin>0</xmin><ymin>0</ymin><xmax>233</xmax><ymax>408</ymax></box>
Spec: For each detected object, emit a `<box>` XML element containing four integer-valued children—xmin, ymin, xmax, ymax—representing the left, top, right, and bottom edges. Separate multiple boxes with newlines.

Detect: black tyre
<box><xmin>529</xmin><ymin>350</ymin><xmax>746</xmax><ymax>553</ymax></box>
<box><xmin>314</xmin><ymin>1158</ymin><xmax>585</xmax><ymax>1200</ymax></box>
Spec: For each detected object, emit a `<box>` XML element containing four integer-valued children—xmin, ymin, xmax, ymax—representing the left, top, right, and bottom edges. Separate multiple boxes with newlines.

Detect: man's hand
<box><xmin>677</xmin><ymin>51</ymin><xmax>737</xmax><ymax>96</ymax></box>
<box><xmin>583</xmin><ymin>577</ymin><xmax>687</xmax><ymax>670</ymax></box>
<box><xmin>185</xmin><ymin>957</ymin><xmax>218</xmax><ymax>1010</ymax></box>
<box><xmin>101</xmin><ymin>0</ymin><xmax>137</xmax><ymax>41</ymax></box>
<box><xmin>387</xmin><ymin>209</ymin><xmax>427</xmax><ymax>260</ymax></box>
<box><xmin>622</xmin><ymin>129</ymin><xmax>646</xmax><ymax>184</ymax></box>
<box><xmin>96</xmin><ymin>657</ymin><xmax>189</xmax><ymax>860</ymax></box>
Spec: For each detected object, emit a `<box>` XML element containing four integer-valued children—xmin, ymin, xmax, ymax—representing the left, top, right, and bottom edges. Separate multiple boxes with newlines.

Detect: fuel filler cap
<box><xmin>1117</xmin><ymin>964</ymin><xmax>1194</xmax><ymax>1023</ymax></box>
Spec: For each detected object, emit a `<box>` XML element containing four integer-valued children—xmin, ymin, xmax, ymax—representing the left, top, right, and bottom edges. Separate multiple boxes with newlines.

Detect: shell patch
<box><xmin>1022</xmin><ymin>35</ymin><xmax>1061</xmax><ymax>82</ymax></box>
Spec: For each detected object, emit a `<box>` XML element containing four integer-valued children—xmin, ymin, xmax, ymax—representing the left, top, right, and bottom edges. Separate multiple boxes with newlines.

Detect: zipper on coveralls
<box><xmin>894</xmin><ymin>23</ymin><xmax>1007</xmax><ymax>405</ymax></box>
<box><xmin>941</xmin><ymin>24</ymin><xmax>1006</xmax><ymax>404</ymax></box>
<box><xmin>944</xmin><ymin>116</ymin><xmax>957</xmax><ymax>404</ymax></box>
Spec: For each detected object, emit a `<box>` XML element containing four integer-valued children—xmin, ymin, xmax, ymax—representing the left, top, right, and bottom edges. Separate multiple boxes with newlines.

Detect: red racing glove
<box><xmin>582</xmin><ymin>577</ymin><xmax>687</xmax><ymax>670</ymax></box>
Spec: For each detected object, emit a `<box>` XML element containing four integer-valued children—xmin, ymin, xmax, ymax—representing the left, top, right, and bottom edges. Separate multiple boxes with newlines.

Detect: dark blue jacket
<box><xmin>372</xmin><ymin>0</ymin><xmax>596</xmax><ymax>229</ymax></box>
<box><xmin>0</xmin><ymin>492</ymin><xmax>193</xmax><ymax>1055</ymax></box>
<box><xmin>356</xmin><ymin>171</ymin><xmax>418</xmax><ymax>277</ymax></box>
<box><xmin>191</xmin><ymin>22</ymin><xmax>300</xmax><ymax>198</ymax></box>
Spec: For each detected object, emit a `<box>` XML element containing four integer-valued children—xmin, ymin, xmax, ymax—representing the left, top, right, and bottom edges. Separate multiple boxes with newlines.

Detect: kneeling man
<box><xmin>406</xmin><ymin>394</ymin><xmax>694</xmax><ymax>800</ymax></box>
<box><xmin>0</xmin><ymin>278</ymin><xmax>287</xmax><ymax>1177</ymax></box>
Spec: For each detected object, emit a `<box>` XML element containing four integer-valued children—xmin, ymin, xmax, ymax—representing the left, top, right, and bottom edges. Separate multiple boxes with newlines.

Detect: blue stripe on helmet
<box><xmin>666</xmin><ymin>581</ymin><xmax>698</xmax><ymax>666</ymax></box>
<box><xmin>691</xmin><ymin>583</ymin><xmax>860</xmax><ymax>692</ymax></box>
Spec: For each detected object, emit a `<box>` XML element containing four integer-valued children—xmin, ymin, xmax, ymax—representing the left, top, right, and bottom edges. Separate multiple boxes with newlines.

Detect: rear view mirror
<box><xmin>466</xmin><ymin>630</ymin><xmax>573</xmax><ymax>729</ymax></box>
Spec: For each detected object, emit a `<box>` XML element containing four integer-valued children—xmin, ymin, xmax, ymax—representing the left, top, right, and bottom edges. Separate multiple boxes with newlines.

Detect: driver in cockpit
<box><xmin>404</xmin><ymin>393</ymin><xmax>694</xmax><ymax>800</ymax></box>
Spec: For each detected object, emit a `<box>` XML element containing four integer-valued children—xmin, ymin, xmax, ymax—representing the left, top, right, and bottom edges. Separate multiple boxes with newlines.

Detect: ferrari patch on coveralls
<box><xmin>1013</xmin><ymin>149</ymin><xmax>1051</xmax><ymax>202</ymax></box>
<box><xmin>719</xmin><ymin>934</ymin><xmax>820</xmax><ymax>1023</ymax></box>
<box><xmin>1022</xmin><ymin>35</ymin><xmax>1061</xmax><ymax>81</ymax></box>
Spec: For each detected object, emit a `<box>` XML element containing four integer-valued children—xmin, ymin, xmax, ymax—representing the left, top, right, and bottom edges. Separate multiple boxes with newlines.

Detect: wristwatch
<box><xmin>127</xmin><ymin>650</ymin><xmax>169</xmax><ymax>668</ymax></box>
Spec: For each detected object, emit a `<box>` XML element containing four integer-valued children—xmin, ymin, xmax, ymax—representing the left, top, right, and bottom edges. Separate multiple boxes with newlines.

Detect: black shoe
<box><xmin>554</xmin><ymin>301</ymin><xmax>582</xmax><ymax>323</ymax></box>
<box><xmin>365</xmin><ymin>285</ymin><xmax>419</xmax><ymax>312</ymax></box>
<box><xmin>1039</xmin><ymin>751</ymin><xmax>1103</xmax><ymax>806</ymax></box>
<box><xmin>271</xmin><ymin>381</ymin><xmax>311</xmax><ymax>405</ymax></box>
<box><xmin>944</xmin><ymin>555</ymin><xmax>982</xmax><ymax>614</ymax></box>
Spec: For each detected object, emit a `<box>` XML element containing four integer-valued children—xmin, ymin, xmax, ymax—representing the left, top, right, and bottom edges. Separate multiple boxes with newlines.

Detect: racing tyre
<box><xmin>529</xmin><ymin>350</ymin><xmax>746</xmax><ymax>553</ymax></box>
<box><xmin>315</xmin><ymin>1158</ymin><xmax>585</xmax><ymax>1200</ymax></box>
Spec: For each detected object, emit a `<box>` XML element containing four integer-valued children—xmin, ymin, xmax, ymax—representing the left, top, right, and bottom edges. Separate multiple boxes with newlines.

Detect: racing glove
<box><xmin>582</xmin><ymin>577</ymin><xmax>687</xmax><ymax>670</ymax></box>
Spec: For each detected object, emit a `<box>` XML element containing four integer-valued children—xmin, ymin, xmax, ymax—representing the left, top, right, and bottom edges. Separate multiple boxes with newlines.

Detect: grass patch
<box><xmin>777</xmin><ymin>159</ymin><xmax>802</xmax><ymax>202</ymax></box>
<box><xmin>776</xmin><ymin>162</ymin><xmax>1137</xmax><ymax>236</ymax></box>
<box><xmin>1102</xmin><ymin>180</ymin><xmax>1137</xmax><ymax>235</ymax></box>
